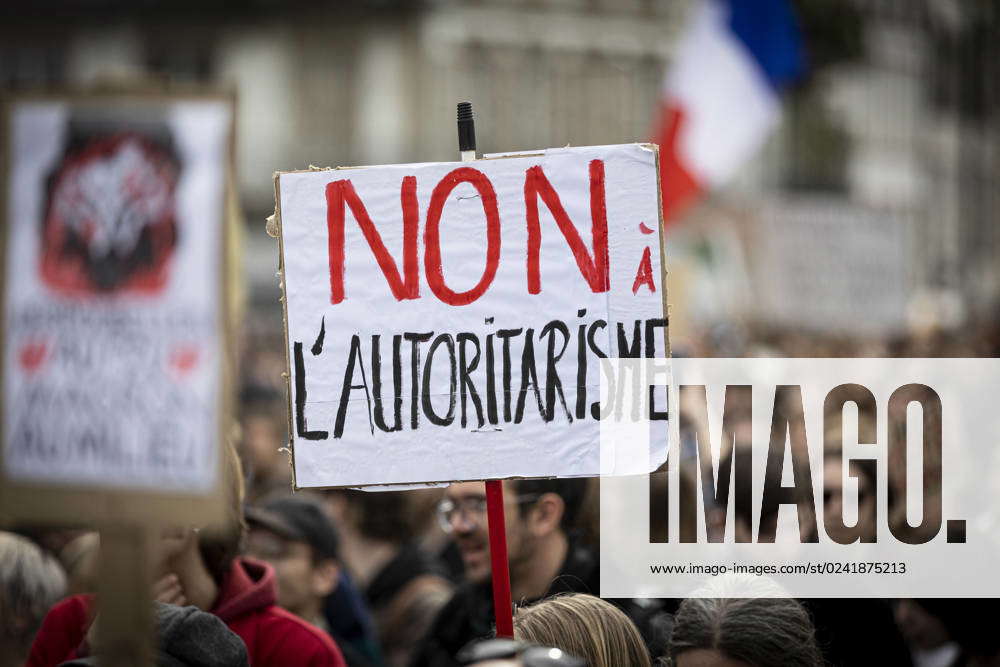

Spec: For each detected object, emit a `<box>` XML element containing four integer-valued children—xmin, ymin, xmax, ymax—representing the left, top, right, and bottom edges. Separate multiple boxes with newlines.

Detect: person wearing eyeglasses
<box><xmin>410</xmin><ymin>478</ymin><xmax>668</xmax><ymax>667</ymax></box>
<box><xmin>435</xmin><ymin>481</ymin><xmax>568</xmax><ymax>594</ymax></box>
<box><xmin>409</xmin><ymin>478</ymin><xmax>586</xmax><ymax>667</ymax></box>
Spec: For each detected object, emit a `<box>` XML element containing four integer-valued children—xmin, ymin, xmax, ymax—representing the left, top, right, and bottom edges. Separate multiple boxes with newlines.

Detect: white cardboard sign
<box><xmin>2</xmin><ymin>97</ymin><xmax>230</xmax><ymax>493</ymax></box>
<box><xmin>277</xmin><ymin>144</ymin><xmax>668</xmax><ymax>488</ymax></box>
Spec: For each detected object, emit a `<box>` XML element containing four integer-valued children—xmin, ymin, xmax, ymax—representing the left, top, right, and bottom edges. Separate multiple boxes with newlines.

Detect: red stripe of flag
<box><xmin>654</xmin><ymin>101</ymin><xmax>702</xmax><ymax>226</ymax></box>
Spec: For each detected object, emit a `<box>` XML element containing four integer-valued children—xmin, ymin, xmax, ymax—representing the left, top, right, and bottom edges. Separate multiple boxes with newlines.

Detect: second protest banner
<box><xmin>275</xmin><ymin>143</ymin><xmax>667</xmax><ymax>488</ymax></box>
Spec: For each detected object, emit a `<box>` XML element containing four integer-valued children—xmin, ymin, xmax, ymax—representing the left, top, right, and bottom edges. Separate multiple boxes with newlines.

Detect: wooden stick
<box><xmin>97</xmin><ymin>524</ymin><xmax>154</xmax><ymax>667</ymax></box>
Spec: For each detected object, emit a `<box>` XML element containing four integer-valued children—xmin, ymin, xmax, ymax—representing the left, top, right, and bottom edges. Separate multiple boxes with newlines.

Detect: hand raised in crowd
<box><xmin>152</xmin><ymin>573</ymin><xmax>187</xmax><ymax>607</ymax></box>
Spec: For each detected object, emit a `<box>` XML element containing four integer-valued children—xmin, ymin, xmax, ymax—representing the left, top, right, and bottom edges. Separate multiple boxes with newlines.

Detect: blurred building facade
<box><xmin>2</xmin><ymin>0</ymin><xmax>997</xmax><ymax>341</ymax></box>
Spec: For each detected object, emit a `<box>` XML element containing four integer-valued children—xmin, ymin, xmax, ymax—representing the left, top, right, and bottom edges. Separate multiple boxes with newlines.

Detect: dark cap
<box><xmin>245</xmin><ymin>494</ymin><xmax>340</xmax><ymax>561</ymax></box>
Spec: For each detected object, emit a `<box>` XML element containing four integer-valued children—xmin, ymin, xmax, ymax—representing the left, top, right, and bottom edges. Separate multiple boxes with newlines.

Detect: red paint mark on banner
<box><xmin>170</xmin><ymin>345</ymin><xmax>200</xmax><ymax>375</ymax></box>
<box><xmin>326</xmin><ymin>176</ymin><xmax>420</xmax><ymax>305</ymax></box>
<box><xmin>632</xmin><ymin>247</ymin><xmax>656</xmax><ymax>294</ymax></box>
<box><xmin>19</xmin><ymin>341</ymin><xmax>48</xmax><ymax>373</ymax></box>
<box><xmin>424</xmin><ymin>167</ymin><xmax>502</xmax><ymax>306</ymax></box>
<box><xmin>525</xmin><ymin>159</ymin><xmax>610</xmax><ymax>295</ymax></box>
<box><xmin>325</xmin><ymin>159</ymin><xmax>616</xmax><ymax>305</ymax></box>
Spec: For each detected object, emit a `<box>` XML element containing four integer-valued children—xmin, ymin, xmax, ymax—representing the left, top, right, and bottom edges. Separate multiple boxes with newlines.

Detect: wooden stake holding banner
<box><xmin>457</xmin><ymin>101</ymin><xmax>514</xmax><ymax>638</ymax></box>
<box><xmin>96</xmin><ymin>525</ymin><xmax>156</xmax><ymax>666</ymax></box>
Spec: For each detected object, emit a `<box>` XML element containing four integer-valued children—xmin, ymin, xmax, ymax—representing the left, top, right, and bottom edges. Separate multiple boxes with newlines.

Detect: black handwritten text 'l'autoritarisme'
<box><xmin>294</xmin><ymin>313</ymin><xmax>668</xmax><ymax>440</ymax></box>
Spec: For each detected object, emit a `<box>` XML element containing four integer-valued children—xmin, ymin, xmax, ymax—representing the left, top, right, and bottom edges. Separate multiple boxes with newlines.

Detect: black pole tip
<box><xmin>457</xmin><ymin>102</ymin><xmax>476</xmax><ymax>153</ymax></box>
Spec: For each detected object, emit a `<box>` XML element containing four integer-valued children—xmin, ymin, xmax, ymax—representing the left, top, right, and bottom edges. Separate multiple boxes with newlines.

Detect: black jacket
<box><xmin>408</xmin><ymin>541</ymin><xmax>673</xmax><ymax>667</ymax></box>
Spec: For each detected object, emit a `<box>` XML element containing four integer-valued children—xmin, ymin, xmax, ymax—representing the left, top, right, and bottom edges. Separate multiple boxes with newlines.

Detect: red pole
<box><xmin>485</xmin><ymin>479</ymin><xmax>514</xmax><ymax>638</ymax></box>
<box><xmin>455</xmin><ymin>105</ymin><xmax>513</xmax><ymax>638</ymax></box>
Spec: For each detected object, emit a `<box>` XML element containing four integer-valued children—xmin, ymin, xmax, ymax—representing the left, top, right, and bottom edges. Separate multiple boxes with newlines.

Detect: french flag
<box><xmin>655</xmin><ymin>0</ymin><xmax>805</xmax><ymax>222</ymax></box>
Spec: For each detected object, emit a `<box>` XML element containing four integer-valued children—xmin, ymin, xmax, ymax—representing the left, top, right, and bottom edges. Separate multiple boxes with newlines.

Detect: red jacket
<box><xmin>27</xmin><ymin>557</ymin><xmax>347</xmax><ymax>667</ymax></box>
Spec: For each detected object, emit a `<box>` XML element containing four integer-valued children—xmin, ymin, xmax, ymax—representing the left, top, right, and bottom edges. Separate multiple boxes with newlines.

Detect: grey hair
<box><xmin>0</xmin><ymin>532</ymin><xmax>67</xmax><ymax>663</ymax></box>
<box><xmin>669</xmin><ymin>574</ymin><xmax>823</xmax><ymax>667</ymax></box>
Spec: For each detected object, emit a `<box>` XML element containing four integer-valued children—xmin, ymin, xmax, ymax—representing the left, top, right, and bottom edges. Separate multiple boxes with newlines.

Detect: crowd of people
<box><xmin>2</xmin><ymin>323</ymin><xmax>999</xmax><ymax>667</ymax></box>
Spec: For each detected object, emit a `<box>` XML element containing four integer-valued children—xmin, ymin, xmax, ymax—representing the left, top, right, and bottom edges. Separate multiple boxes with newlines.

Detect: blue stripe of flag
<box><xmin>724</xmin><ymin>0</ymin><xmax>806</xmax><ymax>91</ymax></box>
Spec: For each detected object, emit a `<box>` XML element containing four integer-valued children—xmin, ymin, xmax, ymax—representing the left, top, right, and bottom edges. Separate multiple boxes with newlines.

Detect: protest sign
<box><xmin>747</xmin><ymin>197</ymin><xmax>909</xmax><ymax>337</ymax></box>
<box><xmin>0</xmin><ymin>90</ymin><xmax>235</xmax><ymax>524</ymax></box>
<box><xmin>274</xmin><ymin>143</ymin><xmax>669</xmax><ymax>488</ymax></box>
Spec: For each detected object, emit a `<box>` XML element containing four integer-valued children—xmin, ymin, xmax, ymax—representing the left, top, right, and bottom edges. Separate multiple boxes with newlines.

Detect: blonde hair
<box><xmin>514</xmin><ymin>593</ymin><xmax>651</xmax><ymax>667</ymax></box>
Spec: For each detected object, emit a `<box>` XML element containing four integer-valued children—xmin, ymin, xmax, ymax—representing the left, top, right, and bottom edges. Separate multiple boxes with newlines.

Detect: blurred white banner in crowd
<box><xmin>748</xmin><ymin>197</ymin><xmax>909</xmax><ymax>337</ymax></box>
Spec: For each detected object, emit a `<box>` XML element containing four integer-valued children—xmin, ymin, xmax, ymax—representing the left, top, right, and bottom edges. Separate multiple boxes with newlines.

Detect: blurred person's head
<box><xmin>8</xmin><ymin>526</ymin><xmax>86</xmax><ymax>560</ymax></box>
<box><xmin>9</xmin><ymin>527</ymin><xmax>99</xmax><ymax>595</ymax></box>
<box><xmin>245</xmin><ymin>493</ymin><xmax>340</xmax><ymax>623</ymax></box>
<box><xmin>885</xmin><ymin>386</ymin><xmax>943</xmax><ymax>544</ymax></box>
<box><xmin>707</xmin><ymin>447</ymin><xmax>816</xmax><ymax>543</ymax></box>
<box><xmin>239</xmin><ymin>392</ymin><xmax>291</xmax><ymax>499</ymax></box>
<box><xmin>131</xmin><ymin>442</ymin><xmax>250</xmax><ymax>614</ymax></box>
<box><xmin>822</xmin><ymin>450</ymin><xmax>877</xmax><ymax>544</ymax></box>
<box><xmin>325</xmin><ymin>487</ymin><xmax>452</xmax><ymax>667</ymax></box>
<box><xmin>56</xmin><ymin>531</ymin><xmax>100</xmax><ymax>595</ymax></box>
<box><xmin>669</xmin><ymin>575</ymin><xmax>822</xmax><ymax>667</ymax></box>
<box><xmin>910</xmin><ymin>599</ymin><xmax>1000</xmax><ymax>666</ymax></box>
<box><xmin>705</xmin><ymin>446</ymin><xmax>754</xmax><ymax>543</ymax></box>
<box><xmin>326</xmin><ymin>489</ymin><xmax>415</xmax><ymax>545</ymax></box>
<box><xmin>513</xmin><ymin>593</ymin><xmax>651</xmax><ymax>667</ymax></box>
<box><xmin>440</xmin><ymin>478</ymin><xmax>585</xmax><ymax>589</ymax></box>
<box><xmin>0</xmin><ymin>531</ymin><xmax>67</xmax><ymax>666</ymax></box>
<box><xmin>651</xmin><ymin>465</ymin><xmax>698</xmax><ymax>543</ymax></box>
<box><xmin>894</xmin><ymin>599</ymin><xmax>952</xmax><ymax>652</ymax></box>
<box><xmin>190</xmin><ymin>440</ymin><xmax>248</xmax><ymax>587</ymax></box>
<box><xmin>572</xmin><ymin>478</ymin><xmax>601</xmax><ymax>552</ymax></box>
